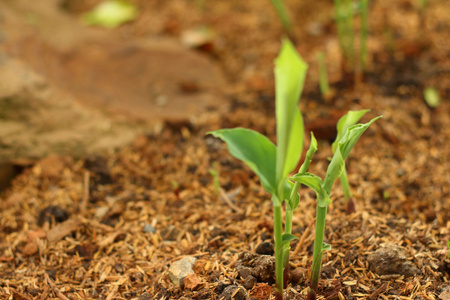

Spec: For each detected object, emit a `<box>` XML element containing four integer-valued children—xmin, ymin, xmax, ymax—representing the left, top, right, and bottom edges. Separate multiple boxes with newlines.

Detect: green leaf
<box><xmin>338</xmin><ymin>116</ymin><xmax>381</xmax><ymax>160</ymax></box>
<box><xmin>274</xmin><ymin>39</ymin><xmax>307</xmax><ymax>183</ymax></box>
<box><xmin>207</xmin><ymin>128</ymin><xmax>277</xmax><ymax>194</ymax></box>
<box><xmin>332</xmin><ymin>109</ymin><xmax>370</xmax><ymax>152</ymax></box>
<box><xmin>322</xmin><ymin>242</ymin><xmax>331</xmax><ymax>251</ymax></box>
<box><xmin>281</xmin><ymin>233</ymin><xmax>298</xmax><ymax>246</ymax></box>
<box><xmin>323</xmin><ymin>146</ymin><xmax>345</xmax><ymax>194</ymax></box>
<box><xmin>290</xmin><ymin>173</ymin><xmax>331</xmax><ymax>207</ymax></box>
<box><xmin>82</xmin><ymin>0</ymin><xmax>137</xmax><ymax>29</ymax></box>
<box><xmin>324</xmin><ymin>116</ymin><xmax>381</xmax><ymax>194</ymax></box>
<box><xmin>285</xmin><ymin>180</ymin><xmax>300</xmax><ymax>209</ymax></box>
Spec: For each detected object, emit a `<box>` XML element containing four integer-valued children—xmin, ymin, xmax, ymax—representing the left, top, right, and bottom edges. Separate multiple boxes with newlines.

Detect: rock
<box><xmin>168</xmin><ymin>256</ymin><xmax>196</xmax><ymax>286</ymax></box>
<box><xmin>236</xmin><ymin>265</ymin><xmax>252</xmax><ymax>279</ymax></box>
<box><xmin>290</xmin><ymin>267</ymin><xmax>307</xmax><ymax>285</ymax></box>
<box><xmin>251</xmin><ymin>255</ymin><xmax>276</xmax><ymax>284</ymax></box>
<box><xmin>0</xmin><ymin>0</ymin><xmax>227</xmax><ymax>165</ymax></box>
<box><xmin>367</xmin><ymin>244</ymin><xmax>420</xmax><ymax>276</ymax></box>
<box><xmin>242</xmin><ymin>275</ymin><xmax>257</xmax><ymax>290</ymax></box>
<box><xmin>235</xmin><ymin>252</ymin><xmax>276</xmax><ymax>284</ymax></box>
<box><xmin>219</xmin><ymin>285</ymin><xmax>247</xmax><ymax>300</ymax></box>
<box><xmin>255</xmin><ymin>241</ymin><xmax>274</xmax><ymax>256</ymax></box>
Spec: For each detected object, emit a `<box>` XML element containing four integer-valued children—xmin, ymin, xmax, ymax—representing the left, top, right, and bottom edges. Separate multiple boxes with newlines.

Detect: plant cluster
<box><xmin>334</xmin><ymin>0</ymin><xmax>369</xmax><ymax>76</ymax></box>
<box><xmin>208</xmin><ymin>39</ymin><xmax>380</xmax><ymax>299</ymax></box>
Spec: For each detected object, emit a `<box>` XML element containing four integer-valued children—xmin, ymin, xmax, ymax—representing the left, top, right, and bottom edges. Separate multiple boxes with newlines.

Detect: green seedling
<box><xmin>317</xmin><ymin>52</ymin><xmax>334</xmax><ymax>101</ymax></box>
<box><xmin>423</xmin><ymin>87</ymin><xmax>441</xmax><ymax>108</ymax></box>
<box><xmin>209</xmin><ymin>163</ymin><xmax>220</xmax><ymax>195</ymax></box>
<box><xmin>208</xmin><ymin>38</ymin><xmax>307</xmax><ymax>299</ymax></box>
<box><xmin>334</xmin><ymin>0</ymin><xmax>369</xmax><ymax>77</ymax></box>
<box><xmin>82</xmin><ymin>0</ymin><xmax>137</xmax><ymax>29</ymax></box>
<box><xmin>270</xmin><ymin>0</ymin><xmax>293</xmax><ymax>38</ymax></box>
<box><xmin>291</xmin><ymin>116</ymin><xmax>380</xmax><ymax>300</ymax></box>
<box><xmin>332</xmin><ymin>109</ymin><xmax>370</xmax><ymax>213</ymax></box>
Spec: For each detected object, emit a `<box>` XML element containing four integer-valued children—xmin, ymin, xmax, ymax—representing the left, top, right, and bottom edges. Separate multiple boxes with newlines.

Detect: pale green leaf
<box><xmin>332</xmin><ymin>109</ymin><xmax>370</xmax><ymax>152</ymax></box>
<box><xmin>208</xmin><ymin>128</ymin><xmax>277</xmax><ymax>194</ymax></box>
<box><xmin>281</xmin><ymin>233</ymin><xmax>298</xmax><ymax>246</ymax></box>
<box><xmin>322</xmin><ymin>242</ymin><xmax>331</xmax><ymax>251</ymax></box>
<box><xmin>274</xmin><ymin>38</ymin><xmax>307</xmax><ymax>182</ymax></box>
<box><xmin>290</xmin><ymin>173</ymin><xmax>331</xmax><ymax>207</ymax></box>
<box><xmin>82</xmin><ymin>0</ymin><xmax>137</xmax><ymax>29</ymax></box>
<box><xmin>338</xmin><ymin>116</ymin><xmax>381</xmax><ymax>160</ymax></box>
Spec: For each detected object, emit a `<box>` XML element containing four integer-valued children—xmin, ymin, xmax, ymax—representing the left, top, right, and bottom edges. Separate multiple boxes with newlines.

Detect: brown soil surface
<box><xmin>1</xmin><ymin>0</ymin><xmax>449</xmax><ymax>299</ymax></box>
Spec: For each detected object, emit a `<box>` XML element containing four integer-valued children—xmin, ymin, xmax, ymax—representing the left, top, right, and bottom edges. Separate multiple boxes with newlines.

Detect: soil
<box><xmin>1</xmin><ymin>0</ymin><xmax>450</xmax><ymax>300</ymax></box>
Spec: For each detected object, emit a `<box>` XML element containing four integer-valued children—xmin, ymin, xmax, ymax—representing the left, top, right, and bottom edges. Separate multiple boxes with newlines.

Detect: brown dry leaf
<box><xmin>46</xmin><ymin>218</ymin><xmax>82</xmax><ymax>243</ymax></box>
<box><xmin>22</xmin><ymin>242</ymin><xmax>38</xmax><ymax>256</ymax></box>
<box><xmin>26</xmin><ymin>229</ymin><xmax>46</xmax><ymax>242</ymax></box>
<box><xmin>183</xmin><ymin>273</ymin><xmax>203</xmax><ymax>291</ymax></box>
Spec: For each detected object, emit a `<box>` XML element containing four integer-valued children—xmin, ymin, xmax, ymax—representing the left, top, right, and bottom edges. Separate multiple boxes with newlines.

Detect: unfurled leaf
<box><xmin>290</xmin><ymin>173</ymin><xmax>331</xmax><ymax>207</ymax></box>
<box><xmin>281</xmin><ymin>233</ymin><xmax>298</xmax><ymax>246</ymax></box>
<box><xmin>275</xmin><ymin>39</ymin><xmax>307</xmax><ymax>183</ymax></box>
<box><xmin>322</xmin><ymin>242</ymin><xmax>331</xmax><ymax>251</ymax></box>
<box><xmin>82</xmin><ymin>0</ymin><xmax>137</xmax><ymax>29</ymax></box>
<box><xmin>324</xmin><ymin>116</ymin><xmax>381</xmax><ymax>194</ymax></box>
<box><xmin>337</xmin><ymin>116</ymin><xmax>381</xmax><ymax>160</ymax></box>
<box><xmin>332</xmin><ymin>109</ymin><xmax>370</xmax><ymax>152</ymax></box>
<box><xmin>208</xmin><ymin>128</ymin><xmax>277</xmax><ymax>194</ymax></box>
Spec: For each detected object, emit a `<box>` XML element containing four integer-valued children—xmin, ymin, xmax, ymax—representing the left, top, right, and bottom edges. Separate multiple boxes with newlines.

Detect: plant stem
<box><xmin>270</xmin><ymin>0</ymin><xmax>293</xmax><ymax>38</ymax></box>
<box><xmin>273</xmin><ymin>196</ymin><xmax>284</xmax><ymax>299</ymax></box>
<box><xmin>343</xmin><ymin>0</ymin><xmax>355</xmax><ymax>71</ymax></box>
<box><xmin>310</xmin><ymin>204</ymin><xmax>327</xmax><ymax>293</ymax></box>
<box><xmin>340</xmin><ymin>167</ymin><xmax>351</xmax><ymax>203</ymax></box>
<box><xmin>317</xmin><ymin>52</ymin><xmax>331</xmax><ymax>98</ymax></box>
<box><xmin>360</xmin><ymin>0</ymin><xmax>368</xmax><ymax>72</ymax></box>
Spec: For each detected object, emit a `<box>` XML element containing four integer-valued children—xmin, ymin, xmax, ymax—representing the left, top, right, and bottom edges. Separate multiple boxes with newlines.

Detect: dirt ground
<box><xmin>1</xmin><ymin>0</ymin><xmax>450</xmax><ymax>299</ymax></box>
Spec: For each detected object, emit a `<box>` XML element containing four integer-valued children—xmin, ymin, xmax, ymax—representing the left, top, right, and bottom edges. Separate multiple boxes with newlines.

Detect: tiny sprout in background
<box><xmin>423</xmin><ymin>87</ymin><xmax>441</xmax><ymax>108</ymax></box>
<box><xmin>209</xmin><ymin>163</ymin><xmax>220</xmax><ymax>195</ymax></box>
<box><xmin>270</xmin><ymin>0</ymin><xmax>294</xmax><ymax>39</ymax></box>
<box><xmin>82</xmin><ymin>0</ymin><xmax>137</xmax><ymax>29</ymax></box>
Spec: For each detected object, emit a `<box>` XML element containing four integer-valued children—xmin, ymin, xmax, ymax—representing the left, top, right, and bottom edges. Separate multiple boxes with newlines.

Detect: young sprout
<box><xmin>423</xmin><ymin>87</ymin><xmax>441</xmax><ymax>108</ymax></box>
<box><xmin>332</xmin><ymin>109</ymin><xmax>370</xmax><ymax>213</ymax></box>
<box><xmin>334</xmin><ymin>0</ymin><xmax>370</xmax><ymax>78</ymax></box>
<box><xmin>359</xmin><ymin>0</ymin><xmax>369</xmax><ymax>73</ymax></box>
<box><xmin>317</xmin><ymin>52</ymin><xmax>334</xmax><ymax>101</ymax></box>
<box><xmin>291</xmin><ymin>116</ymin><xmax>381</xmax><ymax>300</ymax></box>
<box><xmin>270</xmin><ymin>0</ymin><xmax>294</xmax><ymax>38</ymax></box>
<box><xmin>208</xmin><ymin>38</ymin><xmax>307</xmax><ymax>299</ymax></box>
<box><xmin>447</xmin><ymin>240</ymin><xmax>450</xmax><ymax>260</ymax></box>
<box><xmin>209</xmin><ymin>163</ymin><xmax>220</xmax><ymax>195</ymax></box>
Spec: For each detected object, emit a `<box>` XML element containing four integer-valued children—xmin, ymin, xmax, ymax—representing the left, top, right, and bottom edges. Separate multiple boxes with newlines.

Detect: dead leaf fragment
<box><xmin>47</xmin><ymin>218</ymin><xmax>82</xmax><ymax>243</ymax></box>
<box><xmin>183</xmin><ymin>273</ymin><xmax>203</xmax><ymax>291</ymax></box>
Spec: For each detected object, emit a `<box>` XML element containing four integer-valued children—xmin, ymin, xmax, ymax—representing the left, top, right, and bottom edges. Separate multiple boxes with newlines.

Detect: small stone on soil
<box><xmin>168</xmin><ymin>256</ymin><xmax>197</xmax><ymax>286</ymax></box>
<box><xmin>220</xmin><ymin>285</ymin><xmax>247</xmax><ymax>300</ymax></box>
<box><xmin>255</xmin><ymin>241</ymin><xmax>274</xmax><ymax>255</ymax></box>
<box><xmin>243</xmin><ymin>275</ymin><xmax>257</xmax><ymax>290</ymax></box>
<box><xmin>367</xmin><ymin>244</ymin><xmax>420</xmax><ymax>276</ymax></box>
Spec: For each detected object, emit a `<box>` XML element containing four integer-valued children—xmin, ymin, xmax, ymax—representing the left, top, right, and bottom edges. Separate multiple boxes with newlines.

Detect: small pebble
<box><xmin>220</xmin><ymin>285</ymin><xmax>247</xmax><ymax>300</ymax></box>
<box><xmin>255</xmin><ymin>241</ymin><xmax>274</xmax><ymax>255</ymax></box>
<box><xmin>168</xmin><ymin>256</ymin><xmax>196</xmax><ymax>286</ymax></box>
<box><xmin>367</xmin><ymin>244</ymin><xmax>420</xmax><ymax>276</ymax></box>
